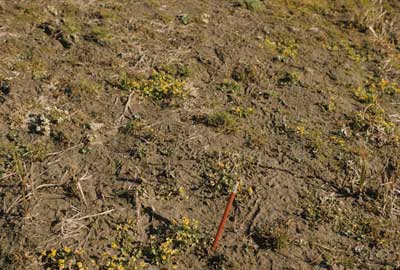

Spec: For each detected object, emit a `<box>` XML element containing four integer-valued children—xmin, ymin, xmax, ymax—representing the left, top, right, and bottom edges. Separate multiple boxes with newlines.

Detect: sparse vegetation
<box><xmin>140</xmin><ymin>71</ymin><xmax>187</xmax><ymax>100</ymax></box>
<box><xmin>86</xmin><ymin>25</ymin><xmax>111</xmax><ymax>45</ymax></box>
<box><xmin>278</xmin><ymin>71</ymin><xmax>302</xmax><ymax>86</ymax></box>
<box><xmin>218</xmin><ymin>79</ymin><xmax>242</xmax><ymax>93</ymax></box>
<box><xmin>205</xmin><ymin>111</ymin><xmax>236</xmax><ymax>129</ymax></box>
<box><xmin>113</xmin><ymin>66</ymin><xmax>189</xmax><ymax>103</ymax></box>
<box><xmin>253</xmin><ymin>221</ymin><xmax>289</xmax><ymax>251</ymax></box>
<box><xmin>234</xmin><ymin>0</ymin><xmax>265</xmax><ymax>11</ymax></box>
<box><xmin>264</xmin><ymin>37</ymin><xmax>298</xmax><ymax>62</ymax></box>
<box><xmin>40</xmin><ymin>247</ymin><xmax>88</xmax><ymax>270</ymax></box>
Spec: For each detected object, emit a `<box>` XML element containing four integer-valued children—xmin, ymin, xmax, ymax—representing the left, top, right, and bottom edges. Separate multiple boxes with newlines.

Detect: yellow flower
<box><xmin>380</xmin><ymin>79</ymin><xmax>388</xmax><ymax>90</ymax></box>
<box><xmin>58</xmin><ymin>259</ymin><xmax>65</xmax><ymax>269</ymax></box>
<box><xmin>178</xmin><ymin>187</ymin><xmax>186</xmax><ymax>198</ymax></box>
<box><xmin>76</xmin><ymin>262</ymin><xmax>84</xmax><ymax>269</ymax></box>
<box><xmin>296</xmin><ymin>126</ymin><xmax>305</xmax><ymax>136</ymax></box>
<box><xmin>337</xmin><ymin>139</ymin><xmax>346</xmax><ymax>147</ymax></box>
<box><xmin>48</xmin><ymin>249</ymin><xmax>57</xmax><ymax>258</ymax></box>
<box><xmin>63</xmin><ymin>247</ymin><xmax>71</xmax><ymax>254</ymax></box>
<box><xmin>111</xmin><ymin>242</ymin><xmax>118</xmax><ymax>249</ymax></box>
<box><xmin>182</xmin><ymin>217</ymin><xmax>190</xmax><ymax>227</ymax></box>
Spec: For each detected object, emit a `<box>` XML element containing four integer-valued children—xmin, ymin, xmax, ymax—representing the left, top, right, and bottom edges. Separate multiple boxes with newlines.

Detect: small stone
<box><xmin>201</xmin><ymin>13</ymin><xmax>210</xmax><ymax>24</ymax></box>
<box><xmin>89</xmin><ymin>122</ymin><xmax>105</xmax><ymax>131</ymax></box>
<box><xmin>309</xmin><ymin>27</ymin><xmax>320</xmax><ymax>33</ymax></box>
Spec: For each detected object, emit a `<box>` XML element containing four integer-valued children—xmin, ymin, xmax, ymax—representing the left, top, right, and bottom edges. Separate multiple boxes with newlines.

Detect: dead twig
<box><xmin>69</xmin><ymin>208</ymin><xmax>115</xmax><ymax>221</ymax></box>
<box><xmin>61</xmin><ymin>208</ymin><xmax>115</xmax><ymax>237</ymax></box>
<box><xmin>45</xmin><ymin>143</ymin><xmax>83</xmax><ymax>157</ymax></box>
<box><xmin>0</xmin><ymin>173</ymin><xmax>16</xmax><ymax>180</ymax></box>
<box><xmin>118</xmin><ymin>91</ymin><xmax>136</xmax><ymax>124</ymax></box>
<box><xmin>76</xmin><ymin>171</ymin><xmax>92</xmax><ymax>207</ymax></box>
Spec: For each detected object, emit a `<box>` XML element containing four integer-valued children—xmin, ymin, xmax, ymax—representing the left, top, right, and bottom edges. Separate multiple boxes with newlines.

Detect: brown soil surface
<box><xmin>1</xmin><ymin>1</ymin><xmax>400</xmax><ymax>269</ymax></box>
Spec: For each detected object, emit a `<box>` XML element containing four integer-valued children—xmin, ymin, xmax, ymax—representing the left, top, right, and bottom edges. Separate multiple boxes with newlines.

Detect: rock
<box><xmin>89</xmin><ymin>122</ymin><xmax>105</xmax><ymax>131</ymax></box>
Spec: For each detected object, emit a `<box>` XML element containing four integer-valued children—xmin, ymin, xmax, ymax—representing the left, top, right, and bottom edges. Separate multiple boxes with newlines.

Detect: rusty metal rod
<box><xmin>212</xmin><ymin>182</ymin><xmax>238</xmax><ymax>251</ymax></box>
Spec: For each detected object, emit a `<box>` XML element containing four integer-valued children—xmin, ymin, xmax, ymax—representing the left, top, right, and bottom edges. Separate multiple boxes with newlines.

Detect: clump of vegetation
<box><xmin>353</xmin><ymin>85</ymin><xmax>375</xmax><ymax>103</ymax></box>
<box><xmin>100</xmin><ymin>220</ymin><xmax>146</xmax><ymax>270</ymax></box>
<box><xmin>325</xmin><ymin>39</ymin><xmax>364</xmax><ymax>63</ymax></box>
<box><xmin>217</xmin><ymin>79</ymin><xmax>242</xmax><ymax>93</ymax></box>
<box><xmin>114</xmin><ymin>65</ymin><xmax>189</xmax><ymax>103</ymax></box>
<box><xmin>120</xmin><ymin>116</ymin><xmax>142</xmax><ymax>135</ymax></box>
<box><xmin>0</xmin><ymin>135</ymin><xmax>48</xmax><ymax>177</ymax></box>
<box><xmin>146</xmin><ymin>217</ymin><xmax>200</xmax><ymax>266</ymax></box>
<box><xmin>177</xmin><ymin>14</ymin><xmax>190</xmax><ymax>25</ymax></box>
<box><xmin>302</xmin><ymin>183</ymin><xmax>396</xmax><ymax>247</ymax></box>
<box><xmin>341</xmin><ymin>40</ymin><xmax>363</xmax><ymax>63</ymax></box>
<box><xmin>128</xmin><ymin>144</ymin><xmax>148</xmax><ymax>160</ymax></box>
<box><xmin>158</xmin><ymin>64</ymin><xmax>189</xmax><ymax>78</ymax></box>
<box><xmin>351</xmin><ymin>105</ymin><xmax>395</xmax><ymax>135</ymax></box>
<box><xmin>97</xmin><ymin>218</ymin><xmax>200</xmax><ymax>269</ymax></box>
<box><xmin>350</xmin><ymin>79</ymin><xmax>399</xmax><ymax>144</ymax></box>
<box><xmin>301</xmin><ymin>191</ymin><xmax>399</xmax><ymax>249</ymax></box>
<box><xmin>278</xmin><ymin>71</ymin><xmax>302</xmax><ymax>86</ymax></box>
<box><xmin>337</xmin><ymin>215</ymin><xmax>395</xmax><ymax>248</ymax></box>
<box><xmin>352</xmin><ymin>80</ymin><xmax>386</xmax><ymax>103</ymax></box>
<box><xmin>30</xmin><ymin>59</ymin><xmax>49</xmax><ymax>81</ymax></box>
<box><xmin>199</xmin><ymin>106</ymin><xmax>254</xmax><ymax>131</ymax></box>
<box><xmin>252</xmin><ymin>220</ymin><xmax>290</xmax><ymax>251</ymax></box>
<box><xmin>234</xmin><ymin>0</ymin><xmax>265</xmax><ymax>11</ymax></box>
<box><xmin>321</xmin><ymin>96</ymin><xmax>336</xmax><ymax>112</ymax></box>
<box><xmin>231</xmin><ymin>64</ymin><xmax>257</xmax><ymax>83</ymax></box>
<box><xmin>264</xmin><ymin>37</ymin><xmax>298</xmax><ymax>62</ymax></box>
<box><xmin>202</xmin><ymin>153</ymin><xmax>242</xmax><ymax>195</ymax></box>
<box><xmin>78</xmin><ymin>78</ymin><xmax>102</xmax><ymax>95</ymax></box>
<box><xmin>229</xmin><ymin>106</ymin><xmax>253</xmax><ymax>118</ymax></box>
<box><xmin>40</xmin><ymin>247</ymin><xmax>87</xmax><ymax>270</ymax></box>
<box><xmin>140</xmin><ymin>71</ymin><xmax>186</xmax><ymax>100</ymax></box>
<box><xmin>208</xmin><ymin>254</ymin><xmax>231</xmax><ymax>270</ymax></box>
<box><xmin>62</xmin><ymin>17</ymin><xmax>82</xmax><ymax>36</ymax></box>
<box><xmin>205</xmin><ymin>112</ymin><xmax>236</xmax><ymax>128</ymax></box>
<box><xmin>85</xmin><ymin>25</ymin><xmax>111</xmax><ymax>45</ymax></box>
<box><xmin>62</xmin><ymin>77</ymin><xmax>103</xmax><ymax>97</ymax></box>
<box><xmin>244</xmin><ymin>129</ymin><xmax>268</xmax><ymax>149</ymax></box>
<box><xmin>379</xmin><ymin>78</ymin><xmax>400</xmax><ymax>95</ymax></box>
<box><xmin>94</xmin><ymin>6</ymin><xmax>120</xmax><ymax>21</ymax></box>
<box><xmin>352</xmin><ymin>0</ymin><xmax>399</xmax><ymax>47</ymax></box>
<box><xmin>301</xmin><ymin>194</ymin><xmax>343</xmax><ymax>229</ymax></box>
<box><xmin>290</xmin><ymin>123</ymin><xmax>326</xmax><ymax>157</ymax></box>
<box><xmin>199</xmin><ymin>152</ymin><xmax>255</xmax><ymax>200</ymax></box>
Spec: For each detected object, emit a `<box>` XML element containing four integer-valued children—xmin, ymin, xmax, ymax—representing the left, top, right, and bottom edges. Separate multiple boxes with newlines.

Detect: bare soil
<box><xmin>1</xmin><ymin>1</ymin><xmax>400</xmax><ymax>269</ymax></box>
